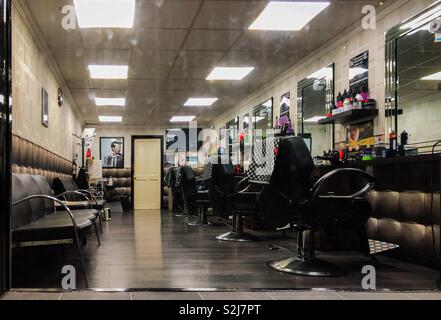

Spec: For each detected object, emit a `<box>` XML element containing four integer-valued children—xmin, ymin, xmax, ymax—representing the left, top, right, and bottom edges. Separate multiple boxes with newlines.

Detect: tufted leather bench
<box><xmin>365</xmin><ymin>190</ymin><xmax>440</xmax><ymax>260</ymax></box>
<box><xmin>102</xmin><ymin>168</ymin><xmax>132</xmax><ymax>201</ymax></box>
<box><xmin>11</xmin><ymin>134</ymin><xmax>73</xmax><ymax>187</ymax></box>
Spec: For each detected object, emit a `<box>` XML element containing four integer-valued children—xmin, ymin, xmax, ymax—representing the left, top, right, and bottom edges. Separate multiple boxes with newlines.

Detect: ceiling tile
<box><xmin>231</xmin><ymin>31</ymin><xmax>299</xmax><ymax>52</ymax></box>
<box><xmin>128</xmin><ymin>79</ymin><xmax>162</xmax><ymax>91</ymax></box>
<box><xmin>183</xmin><ymin>29</ymin><xmax>242</xmax><ymax>51</ymax></box>
<box><xmin>80</xmin><ymin>29</ymin><xmax>138</xmax><ymax>49</ymax></box>
<box><xmin>51</xmin><ymin>49</ymin><xmax>86</xmax><ymax>65</ymax></box>
<box><xmin>128</xmin><ymin>66</ymin><xmax>170</xmax><ymax>80</ymax></box>
<box><xmin>221</xmin><ymin>50</ymin><xmax>302</xmax><ymax>67</ymax></box>
<box><xmin>193</xmin><ymin>1</ymin><xmax>266</xmax><ymax>29</ymax></box>
<box><xmin>168</xmin><ymin>67</ymin><xmax>211</xmax><ymax>80</ymax></box>
<box><xmin>174</xmin><ymin>51</ymin><xmax>224</xmax><ymax>68</ymax></box>
<box><xmin>136</xmin><ymin>0</ymin><xmax>201</xmax><ymax>29</ymax></box>
<box><xmin>39</xmin><ymin>26</ymin><xmax>83</xmax><ymax>49</ymax></box>
<box><xmin>136</xmin><ymin>29</ymin><xmax>188</xmax><ymax>50</ymax></box>
<box><xmin>58</xmin><ymin>64</ymin><xmax>89</xmax><ymax>79</ymax></box>
<box><xmin>84</xmin><ymin>49</ymin><xmax>132</xmax><ymax>65</ymax></box>
<box><xmin>92</xmin><ymin>79</ymin><xmax>129</xmax><ymax>90</ymax></box>
<box><xmin>131</xmin><ymin>50</ymin><xmax>178</xmax><ymax>67</ymax></box>
<box><xmin>66</xmin><ymin>78</ymin><xmax>92</xmax><ymax>89</ymax></box>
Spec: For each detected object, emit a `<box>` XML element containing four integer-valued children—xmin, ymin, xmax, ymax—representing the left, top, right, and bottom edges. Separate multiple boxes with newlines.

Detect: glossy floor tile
<box><xmin>10</xmin><ymin>208</ymin><xmax>441</xmax><ymax>290</ymax></box>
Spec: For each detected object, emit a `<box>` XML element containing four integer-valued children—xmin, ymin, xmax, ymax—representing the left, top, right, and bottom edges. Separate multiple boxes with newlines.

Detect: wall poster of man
<box><xmin>100</xmin><ymin>137</ymin><xmax>124</xmax><ymax>168</ymax></box>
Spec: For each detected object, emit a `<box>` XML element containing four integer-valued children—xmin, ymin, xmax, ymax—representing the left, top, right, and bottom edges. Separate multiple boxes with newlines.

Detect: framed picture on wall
<box><xmin>41</xmin><ymin>88</ymin><xmax>49</xmax><ymax>127</ymax></box>
<box><xmin>100</xmin><ymin>137</ymin><xmax>125</xmax><ymax>168</ymax></box>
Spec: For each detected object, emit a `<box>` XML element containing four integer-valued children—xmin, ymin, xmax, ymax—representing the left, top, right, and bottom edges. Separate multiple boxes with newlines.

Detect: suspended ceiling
<box><xmin>24</xmin><ymin>0</ymin><xmax>391</xmax><ymax>126</ymax></box>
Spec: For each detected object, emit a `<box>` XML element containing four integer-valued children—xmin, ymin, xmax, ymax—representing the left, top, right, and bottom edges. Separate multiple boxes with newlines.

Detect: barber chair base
<box><xmin>268</xmin><ymin>256</ymin><xmax>347</xmax><ymax>277</ymax></box>
<box><xmin>216</xmin><ymin>231</ymin><xmax>259</xmax><ymax>242</ymax></box>
<box><xmin>175</xmin><ymin>212</ymin><xmax>189</xmax><ymax>218</ymax></box>
<box><xmin>187</xmin><ymin>216</ymin><xmax>213</xmax><ymax>227</ymax></box>
<box><xmin>188</xmin><ymin>219</ymin><xmax>213</xmax><ymax>227</ymax></box>
<box><xmin>187</xmin><ymin>207</ymin><xmax>212</xmax><ymax>227</ymax></box>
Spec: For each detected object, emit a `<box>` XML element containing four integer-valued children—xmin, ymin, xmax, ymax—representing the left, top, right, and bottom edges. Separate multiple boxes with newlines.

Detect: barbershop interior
<box><xmin>2</xmin><ymin>0</ymin><xmax>441</xmax><ymax>299</ymax></box>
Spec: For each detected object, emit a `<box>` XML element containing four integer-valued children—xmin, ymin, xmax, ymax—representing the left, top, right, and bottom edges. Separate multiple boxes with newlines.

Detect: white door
<box><xmin>134</xmin><ymin>138</ymin><xmax>161</xmax><ymax>210</ymax></box>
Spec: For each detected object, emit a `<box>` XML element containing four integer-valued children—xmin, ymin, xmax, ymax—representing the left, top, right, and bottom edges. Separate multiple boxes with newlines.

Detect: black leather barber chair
<box><xmin>215</xmin><ymin>138</ymin><xmax>280</xmax><ymax>242</ymax></box>
<box><xmin>183</xmin><ymin>164</ymin><xmax>213</xmax><ymax>226</ymax></box>
<box><xmin>168</xmin><ymin>167</ymin><xmax>185</xmax><ymax>217</ymax></box>
<box><xmin>257</xmin><ymin>137</ymin><xmax>374</xmax><ymax>276</ymax></box>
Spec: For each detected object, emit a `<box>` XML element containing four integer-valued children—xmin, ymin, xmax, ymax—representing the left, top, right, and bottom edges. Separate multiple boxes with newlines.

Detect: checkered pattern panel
<box><xmin>246</xmin><ymin>137</ymin><xmax>281</xmax><ymax>182</ymax></box>
<box><xmin>368</xmin><ymin>239</ymin><xmax>400</xmax><ymax>255</ymax></box>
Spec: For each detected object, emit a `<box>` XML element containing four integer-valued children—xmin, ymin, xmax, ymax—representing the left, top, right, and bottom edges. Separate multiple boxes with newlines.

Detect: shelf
<box><xmin>318</xmin><ymin>109</ymin><xmax>378</xmax><ymax>125</ymax></box>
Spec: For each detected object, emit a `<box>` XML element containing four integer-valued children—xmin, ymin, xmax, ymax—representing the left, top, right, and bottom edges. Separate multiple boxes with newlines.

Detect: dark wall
<box><xmin>0</xmin><ymin>0</ymin><xmax>12</xmax><ymax>292</ymax></box>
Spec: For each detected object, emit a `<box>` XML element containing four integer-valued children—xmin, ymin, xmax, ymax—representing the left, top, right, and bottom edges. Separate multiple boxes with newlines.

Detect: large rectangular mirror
<box><xmin>226</xmin><ymin>117</ymin><xmax>239</xmax><ymax>164</ymax></box>
<box><xmin>297</xmin><ymin>64</ymin><xmax>335</xmax><ymax>157</ymax></box>
<box><xmin>386</xmin><ymin>2</ymin><xmax>441</xmax><ymax>153</ymax></box>
<box><xmin>253</xmin><ymin>98</ymin><xmax>273</xmax><ymax>140</ymax></box>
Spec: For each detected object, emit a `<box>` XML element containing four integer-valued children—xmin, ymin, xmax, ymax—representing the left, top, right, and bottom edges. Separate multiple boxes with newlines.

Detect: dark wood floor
<box><xmin>12</xmin><ymin>206</ymin><xmax>440</xmax><ymax>290</ymax></box>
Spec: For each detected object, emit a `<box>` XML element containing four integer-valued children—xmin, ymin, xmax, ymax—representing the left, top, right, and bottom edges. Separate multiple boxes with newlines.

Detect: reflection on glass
<box><xmin>253</xmin><ymin>98</ymin><xmax>273</xmax><ymax>140</ymax></box>
<box><xmin>226</xmin><ymin>117</ymin><xmax>239</xmax><ymax>164</ymax></box>
<box><xmin>297</xmin><ymin>64</ymin><xmax>334</xmax><ymax>157</ymax></box>
<box><xmin>397</xmin><ymin>22</ymin><xmax>441</xmax><ymax>143</ymax></box>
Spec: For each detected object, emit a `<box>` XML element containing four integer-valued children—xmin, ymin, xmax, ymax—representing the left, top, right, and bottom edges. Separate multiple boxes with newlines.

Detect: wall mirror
<box><xmin>226</xmin><ymin>117</ymin><xmax>239</xmax><ymax>164</ymax></box>
<box><xmin>297</xmin><ymin>63</ymin><xmax>335</xmax><ymax>157</ymax></box>
<box><xmin>253</xmin><ymin>98</ymin><xmax>273</xmax><ymax>140</ymax></box>
<box><xmin>386</xmin><ymin>2</ymin><xmax>441</xmax><ymax>153</ymax></box>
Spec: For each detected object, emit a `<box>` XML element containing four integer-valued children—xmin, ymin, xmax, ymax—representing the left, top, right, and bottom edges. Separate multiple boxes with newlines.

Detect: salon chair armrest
<box><xmin>310</xmin><ymin>168</ymin><xmax>375</xmax><ymax>201</ymax></box>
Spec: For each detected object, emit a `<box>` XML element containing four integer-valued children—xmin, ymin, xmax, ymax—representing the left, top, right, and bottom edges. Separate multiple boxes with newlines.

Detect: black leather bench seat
<box><xmin>55</xmin><ymin>209</ymin><xmax>98</xmax><ymax>221</ymax></box>
<box><xmin>15</xmin><ymin>214</ymin><xmax>92</xmax><ymax>232</ymax></box>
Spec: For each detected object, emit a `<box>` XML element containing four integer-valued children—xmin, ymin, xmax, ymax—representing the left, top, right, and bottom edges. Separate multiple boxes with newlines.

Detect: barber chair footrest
<box><xmin>216</xmin><ymin>231</ymin><xmax>259</xmax><ymax>242</ymax></box>
<box><xmin>368</xmin><ymin>239</ymin><xmax>399</xmax><ymax>255</ymax></box>
<box><xmin>268</xmin><ymin>256</ymin><xmax>347</xmax><ymax>277</ymax></box>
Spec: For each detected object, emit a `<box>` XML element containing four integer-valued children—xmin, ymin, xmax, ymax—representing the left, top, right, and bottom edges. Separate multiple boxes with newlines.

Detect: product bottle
<box><xmin>108</xmin><ymin>176</ymin><xmax>114</xmax><ymax>187</ymax></box>
<box><xmin>400</xmin><ymin>130</ymin><xmax>409</xmax><ymax>146</ymax></box>
<box><xmin>342</xmin><ymin>89</ymin><xmax>348</xmax><ymax>101</ymax></box>
<box><xmin>361</xmin><ymin>83</ymin><xmax>369</xmax><ymax>101</ymax></box>
<box><xmin>336</xmin><ymin>92</ymin><xmax>343</xmax><ymax>108</ymax></box>
<box><xmin>389</xmin><ymin>131</ymin><xmax>397</xmax><ymax>151</ymax></box>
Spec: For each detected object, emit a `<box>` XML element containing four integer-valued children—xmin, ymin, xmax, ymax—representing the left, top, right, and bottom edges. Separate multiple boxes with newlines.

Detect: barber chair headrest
<box><xmin>271</xmin><ymin>136</ymin><xmax>314</xmax><ymax>200</ymax></box>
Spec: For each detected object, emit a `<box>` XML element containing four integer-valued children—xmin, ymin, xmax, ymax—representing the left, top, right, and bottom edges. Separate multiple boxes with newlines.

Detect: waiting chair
<box><xmin>12</xmin><ymin>174</ymin><xmax>94</xmax><ymax>287</ymax></box>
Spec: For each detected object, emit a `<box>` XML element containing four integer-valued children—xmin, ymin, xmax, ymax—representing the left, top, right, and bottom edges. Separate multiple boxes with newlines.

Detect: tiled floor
<box><xmin>11</xmin><ymin>208</ymin><xmax>441</xmax><ymax>290</ymax></box>
<box><xmin>1</xmin><ymin>290</ymin><xmax>441</xmax><ymax>300</ymax></box>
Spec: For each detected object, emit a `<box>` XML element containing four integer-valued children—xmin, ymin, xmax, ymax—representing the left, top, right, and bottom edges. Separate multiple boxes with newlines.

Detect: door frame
<box><xmin>131</xmin><ymin>135</ymin><xmax>164</xmax><ymax>210</ymax></box>
<box><xmin>0</xmin><ymin>0</ymin><xmax>12</xmax><ymax>292</ymax></box>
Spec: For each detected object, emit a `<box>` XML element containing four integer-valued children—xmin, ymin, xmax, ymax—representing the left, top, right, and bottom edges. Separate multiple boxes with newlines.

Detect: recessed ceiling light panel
<box><xmin>184</xmin><ymin>98</ymin><xmax>218</xmax><ymax>107</ymax></box>
<box><xmin>99</xmin><ymin>116</ymin><xmax>123</xmax><ymax>122</ymax></box>
<box><xmin>249</xmin><ymin>1</ymin><xmax>330</xmax><ymax>31</ymax></box>
<box><xmin>207</xmin><ymin>67</ymin><xmax>255</xmax><ymax>80</ymax></box>
<box><xmin>170</xmin><ymin>116</ymin><xmax>196</xmax><ymax>122</ymax></box>
<box><xmin>88</xmin><ymin>65</ymin><xmax>128</xmax><ymax>79</ymax></box>
<box><xmin>74</xmin><ymin>0</ymin><xmax>136</xmax><ymax>28</ymax></box>
<box><xmin>95</xmin><ymin>97</ymin><xmax>126</xmax><ymax>106</ymax></box>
